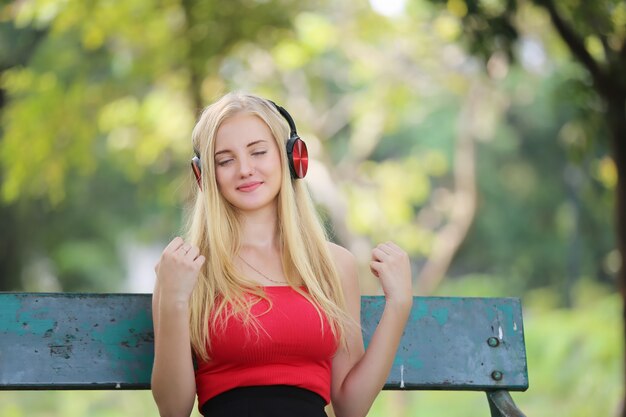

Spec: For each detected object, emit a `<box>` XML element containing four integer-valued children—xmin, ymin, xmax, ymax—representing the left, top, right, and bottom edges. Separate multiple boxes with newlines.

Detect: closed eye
<box><xmin>252</xmin><ymin>151</ymin><xmax>267</xmax><ymax>156</ymax></box>
<box><xmin>217</xmin><ymin>159</ymin><xmax>233</xmax><ymax>167</ymax></box>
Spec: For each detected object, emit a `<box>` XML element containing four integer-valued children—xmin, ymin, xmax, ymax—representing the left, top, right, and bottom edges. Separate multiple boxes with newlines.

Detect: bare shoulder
<box><xmin>327</xmin><ymin>241</ymin><xmax>356</xmax><ymax>267</ymax></box>
<box><xmin>327</xmin><ymin>241</ymin><xmax>359</xmax><ymax>287</ymax></box>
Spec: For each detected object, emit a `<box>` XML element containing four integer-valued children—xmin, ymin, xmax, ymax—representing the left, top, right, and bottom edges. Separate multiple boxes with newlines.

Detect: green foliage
<box><xmin>451</xmin><ymin>65</ymin><xmax>615</xmax><ymax>295</ymax></box>
<box><xmin>426</xmin><ymin>0</ymin><xmax>626</xmax><ymax>68</ymax></box>
<box><xmin>0</xmin><ymin>0</ymin><xmax>308</xmax><ymax>290</ymax></box>
<box><xmin>0</xmin><ymin>0</ymin><xmax>618</xmax><ymax>298</ymax></box>
<box><xmin>426</xmin><ymin>0</ymin><xmax>520</xmax><ymax>60</ymax></box>
<box><xmin>0</xmin><ymin>1</ymin><xmax>621</xmax><ymax>412</ymax></box>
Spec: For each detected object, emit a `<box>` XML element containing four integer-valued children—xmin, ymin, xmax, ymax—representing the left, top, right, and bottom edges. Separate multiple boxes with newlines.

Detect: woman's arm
<box><xmin>151</xmin><ymin>237</ymin><xmax>205</xmax><ymax>417</ymax></box>
<box><xmin>329</xmin><ymin>242</ymin><xmax>413</xmax><ymax>417</ymax></box>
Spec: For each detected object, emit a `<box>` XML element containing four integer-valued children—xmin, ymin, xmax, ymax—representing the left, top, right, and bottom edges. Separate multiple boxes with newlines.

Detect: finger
<box><xmin>164</xmin><ymin>237</ymin><xmax>184</xmax><ymax>254</ymax></box>
<box><xmin>381</xmin><ymin>241</ymin><xmax>403</xmax><ymax>255</ymax></box>
<box><xmin>179</xmin><ymin>243</ymin><xmax>192</xmax><ymax>254</ymax></box>
<box><xmin>376</xmin><ymin>243</ymin><xmax>395</xmax><ymax>257</ymax></box>
<box><xmin>370</xmin><ymin>260</ymin><xmax>383</xmax><ymax>277</ymax></box>
<box><xmin>372</xmin><ymin>247</ymin><xmax>391</xmax><ymax>262</ymax></box>
<box><xmin>381</xmin><ymin>242</ymin><xmax>409</xmax><ymax>262</ymax></box>
<box><xmin>194</xmin><ymin>255</ymin><xmax>206</xmax><ymax>268</ymax></box>
<box><xmin>186</xmin><ymin>245</ymin><xmax>200</xmax><ymax>260</ymax></box>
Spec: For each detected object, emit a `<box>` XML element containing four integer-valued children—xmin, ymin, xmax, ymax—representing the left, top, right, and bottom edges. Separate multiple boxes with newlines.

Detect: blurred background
<box><xmin>1</xmin><ymin>0</ymin><xmax>624</xmax><ymax>416</ymax></box>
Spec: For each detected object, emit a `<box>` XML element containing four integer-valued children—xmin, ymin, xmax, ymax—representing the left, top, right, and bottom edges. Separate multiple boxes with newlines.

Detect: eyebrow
<box><xmin>214</xmin><ymin>140</ymin><xmax>268</xmax><ymax>157</ymax></box>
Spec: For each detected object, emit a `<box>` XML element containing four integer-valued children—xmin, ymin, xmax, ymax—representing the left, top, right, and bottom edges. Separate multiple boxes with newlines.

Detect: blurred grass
<box><xmin>0</xmin><ymin>277</ymin><xmax>621</xmax><ymax>416</ymax></box>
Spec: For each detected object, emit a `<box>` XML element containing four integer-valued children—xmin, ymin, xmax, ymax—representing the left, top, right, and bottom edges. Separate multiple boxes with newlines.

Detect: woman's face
<box><xmin>213</xmin><ymin>113</ymin><xmax>283</xmax><ymax>213</ymax></box>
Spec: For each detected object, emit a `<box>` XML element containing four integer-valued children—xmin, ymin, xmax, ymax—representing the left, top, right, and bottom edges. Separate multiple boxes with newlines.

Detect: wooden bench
<box><xmin>0</xmin><ymin>293</ymin><xmax>528</xmax><ymax>416</ymax></box>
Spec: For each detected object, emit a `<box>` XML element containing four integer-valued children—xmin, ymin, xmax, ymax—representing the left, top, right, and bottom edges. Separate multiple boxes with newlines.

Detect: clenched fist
<box><xmin>370</xmin><ymin>241</ymin><xmax>413</xmax><ymax>308</ymax></box>
<box><xmin>154</xmin><ymin>237</ymin><xmax>206</xmax><ymax>304</ymax></box>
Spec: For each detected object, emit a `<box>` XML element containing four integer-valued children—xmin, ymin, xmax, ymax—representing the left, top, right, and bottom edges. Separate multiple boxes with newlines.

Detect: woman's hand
<box><xmin>154</xmin><ymin>237</ymin><xmax>205</xmax><ymax>304</ymax></box>
<box><xmin>370</xmin><ymin>241</ymin><xmax>413</xmax><ymax>308</ymax></box>
<box><xmin>151</xmin><ymin>236</ymin><xmax>202</xmax><ymax>417</ymax></box>
<box><xmin>330</xmin><ymin>242</ymin><xmax>413</xmax><ymax>416</ymax></box>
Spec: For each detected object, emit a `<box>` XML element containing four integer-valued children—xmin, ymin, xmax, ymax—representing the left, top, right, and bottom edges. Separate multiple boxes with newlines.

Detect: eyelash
<box><xmin>217</xmin><ymin>151</ymin><xmax>267</xmax><ymax>167</ymax></box>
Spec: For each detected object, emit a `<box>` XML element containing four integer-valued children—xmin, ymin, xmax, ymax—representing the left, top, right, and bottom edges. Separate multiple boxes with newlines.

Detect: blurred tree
<box><xmin>0</xmin><ymin>18</ymin><xmax>48</xmax><ymax>290</ymax></box>
<box><xmin>447</xmin><ymin>65</ymin><xmax>615</xmax><ymax>307</ymax></box>
<box><xmin>0</xmin><ymin>0</ymin><xmax>309</xmax><ymax>290</ymax></box>
<box><xmin>0</xmin><ymin>0</ymin><xmax>621</xmax><ymax>413</ymax></box>
<box><xmin>423</xmin><ymin>0</ymin><xmax>626</xmax><ymax>411</ymax></box>
<box><xmin>208</xmin><ymin>1</ymin><xmax>615</xmax><ymax>299</ymax></box>
<box><xmin>212</xmin><ymin>4</ymin><xmax>484</xmax><ymax>296</ymax></box>
<box><xmin>1</xmin><ymin>0</ymin><xmax>615</xmax><ymax>300</ymax></box>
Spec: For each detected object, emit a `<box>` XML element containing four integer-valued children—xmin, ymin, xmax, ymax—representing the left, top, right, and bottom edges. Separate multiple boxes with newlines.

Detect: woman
<box><xmin>151</xmin><ymin>92</ymin><xmax>413</xmax><ymax>417</ymax></box>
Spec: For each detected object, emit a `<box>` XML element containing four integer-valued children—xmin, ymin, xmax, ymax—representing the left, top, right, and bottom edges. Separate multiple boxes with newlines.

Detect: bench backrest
<box><xmin>0</xmin><ymin>293</ymin><xmax>528</xmax><ymax>392</ymax></box>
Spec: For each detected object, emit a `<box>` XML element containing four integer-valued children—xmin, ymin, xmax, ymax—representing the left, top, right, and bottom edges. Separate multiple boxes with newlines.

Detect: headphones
<box><xmin>191</xmin><ymin>100</ymin><xmax>308</xmax><ymax>190</ymax></box>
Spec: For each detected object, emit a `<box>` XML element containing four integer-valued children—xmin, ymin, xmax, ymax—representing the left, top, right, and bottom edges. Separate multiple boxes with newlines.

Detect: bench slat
<box><xmin>0</xmin><ymin>293</ymin><xmax>153</xmax><ymax>390</ymax></box>
<box><xmin>361</xmin><ymin>296</ymin><xmax>528</xmax><ymax>391</ymax></box>
<box><xmin>0</xmin><ymin>293</ymin><xmax>528</xmax><ymax>392</ymax></box>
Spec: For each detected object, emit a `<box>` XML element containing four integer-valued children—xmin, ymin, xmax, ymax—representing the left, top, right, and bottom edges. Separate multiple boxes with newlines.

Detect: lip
<box><xmin>237</xmin><ymin>181</ymin><xmax>263</xmax><ymax>192</ymax></box>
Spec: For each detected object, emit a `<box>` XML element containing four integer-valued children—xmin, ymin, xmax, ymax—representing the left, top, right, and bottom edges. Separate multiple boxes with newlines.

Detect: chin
<box><xmin>227</xmin><ymin>197</ymin><xmax>274</xmax><ymax>212</ymax></box>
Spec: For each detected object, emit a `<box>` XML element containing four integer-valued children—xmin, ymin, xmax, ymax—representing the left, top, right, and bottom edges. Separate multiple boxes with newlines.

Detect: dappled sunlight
<box><xmin>1</xmin><ymin>0</ymin><xmax>623</xmax><ymax>415</ymax></box>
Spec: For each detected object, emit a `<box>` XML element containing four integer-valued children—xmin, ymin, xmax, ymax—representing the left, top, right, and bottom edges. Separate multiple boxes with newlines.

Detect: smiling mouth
<box><xmin>237</xmin><ymin>182</ymin><xmax>263</xmax><ymax>192</ymax></box>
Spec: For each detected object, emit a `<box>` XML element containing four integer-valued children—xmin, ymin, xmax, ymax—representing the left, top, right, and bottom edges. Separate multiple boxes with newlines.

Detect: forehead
<box><xmin>214</xmin><ymin>113</ymin><xmax>275</xmax><ymax>151</ymax></box>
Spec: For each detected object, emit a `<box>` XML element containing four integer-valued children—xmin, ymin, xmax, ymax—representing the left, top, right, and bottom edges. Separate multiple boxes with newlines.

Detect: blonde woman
<box><xmin>151</xmin><ymin>93</ymin><xmax>413</xmax><ymax>417</ymax></box>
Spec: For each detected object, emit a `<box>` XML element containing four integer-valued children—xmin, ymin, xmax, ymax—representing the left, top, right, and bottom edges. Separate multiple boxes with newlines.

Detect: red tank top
<box><xmin>194</xmin><ymin>286</ymin><xmax>338</xmax><ymax>409</ymax></box>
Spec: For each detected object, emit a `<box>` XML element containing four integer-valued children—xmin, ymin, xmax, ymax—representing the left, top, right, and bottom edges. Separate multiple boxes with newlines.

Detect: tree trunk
<box><xmin>539</xmin><ymin>2</ymin><xmax>626</xmax><ymax>410</ymax></box>
<box><xmin>180</xmin><ymin>0</ymin><xmax>204</xmax><ymax>113</ymax></box>
<box><xmin>416</xmin><ymin>81</ymin><xmax>480</xmax><ymax>295</ymax></box>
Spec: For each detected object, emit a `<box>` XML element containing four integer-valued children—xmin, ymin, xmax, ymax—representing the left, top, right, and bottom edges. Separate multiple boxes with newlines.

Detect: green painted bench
<box><xmin>0</xmin><ymin>293</ymin><xmax>528</xmax><ymax>416</ymax></box>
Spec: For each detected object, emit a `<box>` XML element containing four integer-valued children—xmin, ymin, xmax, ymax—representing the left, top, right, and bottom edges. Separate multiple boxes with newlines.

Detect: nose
<box><xmin>238</xmin><ymin>156</ymin><xmax>255</xmax><ymax>177</ymax></box>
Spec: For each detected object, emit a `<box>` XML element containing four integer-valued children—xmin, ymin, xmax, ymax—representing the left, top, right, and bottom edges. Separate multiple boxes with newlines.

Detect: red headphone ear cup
<box><xmin>191</xmin><ymin>157</ymin><xmax>202</xmax><ymax>190</ymax></box>
<box><xmin>286</xmin><ymin>137</ymin><xmax>308</xmax><ymax>179</ymax></box>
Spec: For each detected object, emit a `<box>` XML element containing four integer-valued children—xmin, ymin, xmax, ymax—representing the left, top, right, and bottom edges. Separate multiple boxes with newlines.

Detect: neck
<box><xmin>239</xmin><ymin>204</ymin><xmax>279</xmax><ymax>250</ymax></box>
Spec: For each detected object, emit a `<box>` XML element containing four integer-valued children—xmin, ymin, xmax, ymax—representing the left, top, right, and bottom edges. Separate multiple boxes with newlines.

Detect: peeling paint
<box><xmin>1</xmin><ymin>294</ymin><xmax>528</xmax><ymax>392</ymax></box>
<box><xmin>0</xmin><ymin>298</ymin><xmax>56</xmax><ymax>337</ymax></box>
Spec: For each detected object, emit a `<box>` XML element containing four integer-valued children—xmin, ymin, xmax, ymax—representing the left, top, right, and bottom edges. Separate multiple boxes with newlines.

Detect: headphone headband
<box><xmin>267</xmin><ymin>100</ymin><xmax>298</xmax><ymax>140</ymax></box>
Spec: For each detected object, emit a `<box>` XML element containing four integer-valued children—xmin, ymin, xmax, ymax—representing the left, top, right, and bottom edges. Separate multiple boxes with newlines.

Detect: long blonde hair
<box><xmin>186</xmin><ymin>92</ymin><xmax>350</xmax><ymax>361</ymax></box>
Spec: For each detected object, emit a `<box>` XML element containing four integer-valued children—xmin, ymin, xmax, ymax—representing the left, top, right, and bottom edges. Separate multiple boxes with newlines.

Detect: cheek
<box><xmin>270</xmin><ymin>151</ymin><xmax>283</xmax><ymax>175</ymax></box>
<box><xmin>214</xmin><ymin>168</ymin><xmax>228</xmax><ymax>191</ymax></box>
